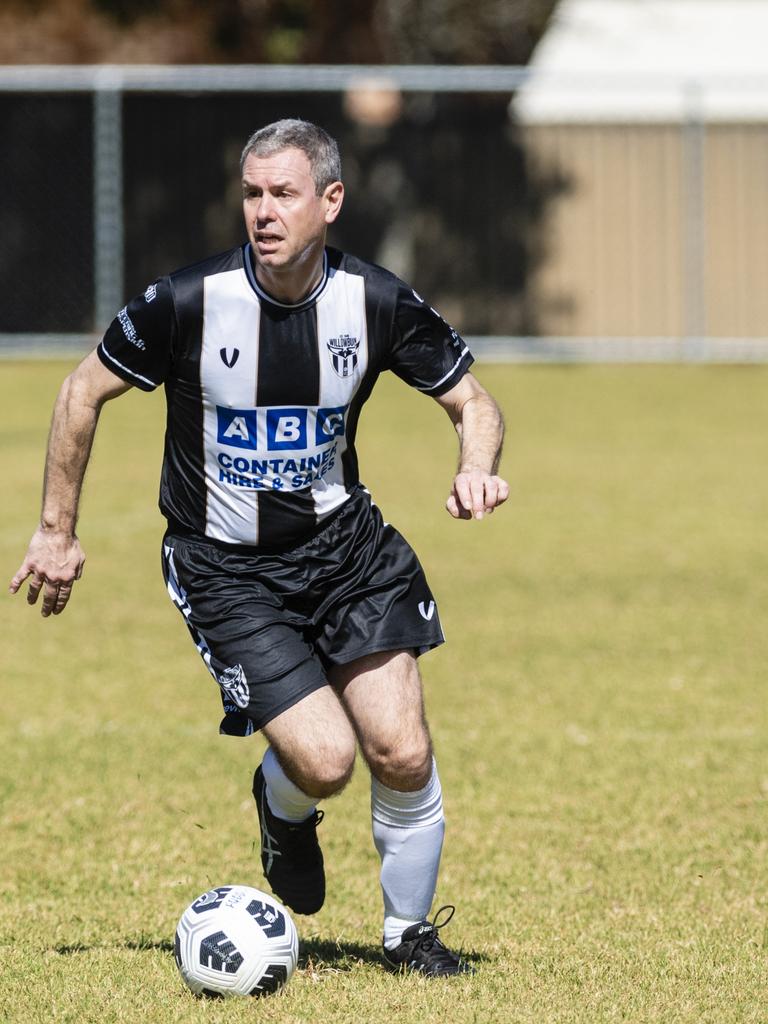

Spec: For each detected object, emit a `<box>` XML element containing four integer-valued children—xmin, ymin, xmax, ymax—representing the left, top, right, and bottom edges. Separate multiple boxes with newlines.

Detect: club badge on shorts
<box><xmin>327</xmin><ymin>334</ymin><xmax>359</xmax><ymax>378</ymax></box>
<box><xmin>216</xmin><ymin>663</ymin><xmax>250</xmax><ymax>709</ymax></box>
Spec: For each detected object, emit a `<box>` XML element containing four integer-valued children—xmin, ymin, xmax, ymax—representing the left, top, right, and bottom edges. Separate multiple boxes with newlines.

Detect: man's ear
<box><xmin>324</xmin><ymin>180</ymin><xmax>344</xmax><ymax>224</ymax></box>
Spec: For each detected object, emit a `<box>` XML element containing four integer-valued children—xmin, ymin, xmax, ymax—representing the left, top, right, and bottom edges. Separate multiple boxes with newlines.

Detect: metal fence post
<box><xmin>93</xmin><ymin>69</ymin><xmax>124</xmax><ymax>332</ymax></box>
<box><xmin>682</xmin><ymin>79</ymin><xmax>707</xmax><ymax>344</ymax></box>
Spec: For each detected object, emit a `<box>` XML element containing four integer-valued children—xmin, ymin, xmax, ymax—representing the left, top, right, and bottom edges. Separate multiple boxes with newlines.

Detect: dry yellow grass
<box><xmin>1</xmin><ymin>361</ymin><xmax>767</xmax><ymax>1023</ymax></box>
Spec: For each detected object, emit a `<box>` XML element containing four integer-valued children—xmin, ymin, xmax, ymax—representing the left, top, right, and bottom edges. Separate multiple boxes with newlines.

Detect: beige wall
<box><xmin>526</xmin><ymin>123</ymin><xmax>768</xmax><ymax>337</ymax></box>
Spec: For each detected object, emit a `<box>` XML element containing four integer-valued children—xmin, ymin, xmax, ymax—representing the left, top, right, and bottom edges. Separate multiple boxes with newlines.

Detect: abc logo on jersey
<box><xmin>216</xmin><ymin>405</ymin><xmax>346</xmax><ymax>451</ymax></box>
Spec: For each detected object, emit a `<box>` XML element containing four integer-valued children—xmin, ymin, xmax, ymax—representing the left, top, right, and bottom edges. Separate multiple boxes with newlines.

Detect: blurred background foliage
<box><xmin>0</xmin><ymin>1</ymin><xmax>562</xmax><ymax>335</ymax></box>
<box><xmin>0</xmin><ymin>0</ymin><xmax>556</xmax><ymax>65</ymax></box>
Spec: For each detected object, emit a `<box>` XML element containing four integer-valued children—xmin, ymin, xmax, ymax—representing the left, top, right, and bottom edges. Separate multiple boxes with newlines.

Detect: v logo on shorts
<box><xmin>418</xmin><ymin>600</ymin><xmax>436</xmax><ymax>621</ymax></box>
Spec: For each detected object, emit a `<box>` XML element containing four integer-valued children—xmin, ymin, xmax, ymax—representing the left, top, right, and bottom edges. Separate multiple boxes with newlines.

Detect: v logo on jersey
<box><xmin>220</xmin><ymin>347</ymin><xmax>240</xmax><ymax>368</ymax></box>
<box><xmin>418</xmin><ymin>600</ymin><xmax>436</xmax><ymax>621</ymax></box>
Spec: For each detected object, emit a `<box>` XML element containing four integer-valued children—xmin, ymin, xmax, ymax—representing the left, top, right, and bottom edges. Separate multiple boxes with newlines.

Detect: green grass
<box><xmin>1</xmin><ymin>361</ymin><xmax>767</xmax><ymax>1023</ymax></box>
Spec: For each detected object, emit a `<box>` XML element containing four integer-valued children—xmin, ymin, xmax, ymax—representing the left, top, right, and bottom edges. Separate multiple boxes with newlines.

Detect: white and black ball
<box><xmin>174</xmin><ymin>885</ymin><xmax>298</xmax><ymax>998</ymax></box>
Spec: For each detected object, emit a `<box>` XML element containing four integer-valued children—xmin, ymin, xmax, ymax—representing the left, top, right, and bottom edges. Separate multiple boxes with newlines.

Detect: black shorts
<box><xmin>161</xmin><ymin>487</ymin><xmax>444</xmax><ymax>735</ymax></box>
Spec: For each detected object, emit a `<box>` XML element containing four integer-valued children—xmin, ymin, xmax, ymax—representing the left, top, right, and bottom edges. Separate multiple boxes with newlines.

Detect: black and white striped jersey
<box><xmin>98</xmin><ymin>244</ymin><xmax>473</xmax><ymax>549</ymax></box>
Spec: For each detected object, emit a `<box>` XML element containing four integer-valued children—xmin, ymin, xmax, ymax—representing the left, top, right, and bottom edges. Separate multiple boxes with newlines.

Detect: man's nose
<box><xmin>256</xmin><ymin>194</ymin><xmax>275</xmax><ymax>222</ymax></box>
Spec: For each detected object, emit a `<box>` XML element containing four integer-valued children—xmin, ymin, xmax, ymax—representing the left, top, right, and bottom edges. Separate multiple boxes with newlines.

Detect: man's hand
<box><xmin>9</xmin><ymin>528</ymin><xmax>85</xmax><ymax>617</ymax></box>
<box><xmin>446</xmin><ymin>469</ymin><xmax>510</xmax><ymax>520</ymax></box>
<box><xmin>433</xmin><ymin>373</ymin><xmax>508</xmax><ymax>522</ymax></box>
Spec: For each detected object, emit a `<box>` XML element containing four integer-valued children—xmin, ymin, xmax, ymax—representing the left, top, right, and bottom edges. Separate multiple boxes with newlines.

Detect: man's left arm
<box><xmin>433</xmin><ymin>373</ymin><xmax>509</xmax><ymax>521</ymax></box>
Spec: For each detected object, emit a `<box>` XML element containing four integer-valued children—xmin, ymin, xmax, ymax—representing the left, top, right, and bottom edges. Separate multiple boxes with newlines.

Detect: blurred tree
<box><xmin>0</xmin><ymin>0</ymin><xmax>562</xmax><ymax>335</ymax></box>
<box><xmin>0</xmin><ymin>0</ymin><xmax>556</xmax><ymax>64</ymax></box>
<box><xmin>382</xmin><ymin>0</ymin><xmax>556</xmax><ymax>64</ymax></box>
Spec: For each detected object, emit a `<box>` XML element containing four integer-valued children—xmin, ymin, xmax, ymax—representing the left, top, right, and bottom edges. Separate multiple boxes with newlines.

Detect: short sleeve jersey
<box><xmin>98</xmin><ymin>244</ymin><xmax>474</xmax><ymax>549</ymax></box>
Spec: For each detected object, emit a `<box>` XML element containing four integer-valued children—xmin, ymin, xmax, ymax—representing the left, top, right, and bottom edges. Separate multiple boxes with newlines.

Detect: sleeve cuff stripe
<box><xmin>415</xmin><ymin>347</ymin><xmax>471</xmax><ymax>393</ymax></box>
<box><xmin>99</xmin><ymin>343</ymin><xmax>159</xmax><ymax>389</ymax></box>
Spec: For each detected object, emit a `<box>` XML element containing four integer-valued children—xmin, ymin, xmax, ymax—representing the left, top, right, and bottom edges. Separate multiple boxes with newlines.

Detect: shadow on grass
<box><xmin>53</xmin><ymin>936</ymin><xmax>490</xmax><ymax>972</ymax></box>
<box><xmin>299</xmin><ymin>937</ymin><xmax>490</xmax><ymax>974</ymax></box>
<box><xmin>299</xmin><ymin>936</ymin><xmax>383</xmax><ymax>972</ymax></box>
<box><xmin>54</xmin><ymin>938</ymin><xmax>176</xmax><ymax>955</ymax></box>
<box><xmin>51</xmin><ymin>936</ymin><xmax>382</xmax><ymax>969</ymax></box>
<box><xmin>126</xmin><ymin>937</ymin><xmax>176</xmax><ymax>953</ymax></box>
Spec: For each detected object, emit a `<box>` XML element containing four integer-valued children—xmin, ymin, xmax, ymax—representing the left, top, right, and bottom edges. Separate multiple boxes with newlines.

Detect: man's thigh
<box><xmin>162</xmin><ymin>534</ymin><xmax>328</xmax><ymax>734</ymax></box>
<box><xmin>261</xmin><ymin>684</ymin><xmax>357</xmax><ymax>797</ymax></box>
<box><xmin>329</xmin><ymin>650</ymin><xmax>433</xmax><ymax>790</ymax></box>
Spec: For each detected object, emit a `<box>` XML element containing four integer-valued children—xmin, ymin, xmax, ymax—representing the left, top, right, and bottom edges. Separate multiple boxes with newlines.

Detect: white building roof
<box><xmin>513</xmin><ymin>0</ymin><xmax>768</xmax><ymax>122</ymax></box>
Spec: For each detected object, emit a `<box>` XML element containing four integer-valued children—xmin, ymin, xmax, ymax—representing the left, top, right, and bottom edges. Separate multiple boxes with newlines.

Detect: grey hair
<box><xmin>240</xmin><ymin>119</ymin><xmax>341</xmax><ymax>194</ymax></box>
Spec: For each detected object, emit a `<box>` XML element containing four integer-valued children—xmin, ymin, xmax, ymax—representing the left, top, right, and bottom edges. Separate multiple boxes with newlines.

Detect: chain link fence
<box><xmin>2</xmin><ymin>65</ymin><xmax>768</xmax><ymax>361</ymax></box>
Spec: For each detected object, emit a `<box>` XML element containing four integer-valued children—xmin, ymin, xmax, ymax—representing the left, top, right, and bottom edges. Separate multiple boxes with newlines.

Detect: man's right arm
<box><xmin>9</xmin><ymin>349</ymin><xmax>133</xmax><ymax>617</ymax></box>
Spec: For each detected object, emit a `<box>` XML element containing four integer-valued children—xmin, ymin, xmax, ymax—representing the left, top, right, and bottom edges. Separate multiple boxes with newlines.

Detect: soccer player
<box><xmin>10</xmin><ymin>119</ymin><xmax>508</xmax><ymax>977</ymax></box>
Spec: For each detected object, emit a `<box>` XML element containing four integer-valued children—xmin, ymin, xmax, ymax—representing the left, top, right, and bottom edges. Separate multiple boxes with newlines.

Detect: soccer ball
<box><xmin>174</xmin><ymin>885</ymin><xmax>299</xmax><ymax>998</ymax></box>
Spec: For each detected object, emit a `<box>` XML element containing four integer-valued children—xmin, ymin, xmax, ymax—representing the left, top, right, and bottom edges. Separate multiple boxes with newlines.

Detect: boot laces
<box><xmin>282</xmin><ymin>809</ymin><xmax>324</xmax><ymax>860</ymax></box>
<box><xmin>410</xmin><ymin>904</ymin><xmax>457</xmax><ymax>958</ymax></box>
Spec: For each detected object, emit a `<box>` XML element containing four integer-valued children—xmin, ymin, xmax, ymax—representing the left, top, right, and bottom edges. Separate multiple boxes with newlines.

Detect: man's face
<box><xmin>241</xmin><ymin>147</ymin><xmax>343</xmax><ymax>279</ymax></box>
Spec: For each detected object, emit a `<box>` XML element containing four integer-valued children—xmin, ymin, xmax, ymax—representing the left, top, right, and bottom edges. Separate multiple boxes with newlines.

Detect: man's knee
<box><xmin>299</xmin><ymin>736</ymin><xmax>357</xmax><ymax>798</ymax></box>
<box><xmin>365</xmin><ymin>732</ymin><xmax>433</xmax><ymax>791</ymax></box>
<box><xmin>333</xmin><ymin>648</ymin><xmax>434</xmax><ymax>791</ymax></box>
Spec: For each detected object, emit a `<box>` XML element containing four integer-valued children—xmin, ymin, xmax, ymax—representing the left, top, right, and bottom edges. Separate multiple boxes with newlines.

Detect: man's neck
<box><xmin>252</xmin><ymin>249</ymin><xmax>325</xmax><ymax>305</ymax></box>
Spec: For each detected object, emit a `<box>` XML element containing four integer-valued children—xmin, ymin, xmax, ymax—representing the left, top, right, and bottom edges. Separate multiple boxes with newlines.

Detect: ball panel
<box><xmin>250</xmin><ymin>963</ymin><xmax>289</xmax><ymax>997</ymax></box>
<box><xmin>189</xmin><ymin>886</ymin><xmax>235</xmax><ymax>915</ymax></box>
<box><xmin>245</xmin><ymin>898</ymin><xmax>287</xmax><ymax>938</ymax></box>
<box><xmin>198</xmin><ymin>929</ymin><xmax>244</xmax><ymax>975</ymax></box>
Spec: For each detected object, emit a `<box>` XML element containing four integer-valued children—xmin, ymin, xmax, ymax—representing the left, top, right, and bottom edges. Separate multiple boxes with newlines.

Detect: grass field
<box><xmin>1</xmin><ymin>360</ymin><xmax>767</xmax><ymax>1023</ymax></box>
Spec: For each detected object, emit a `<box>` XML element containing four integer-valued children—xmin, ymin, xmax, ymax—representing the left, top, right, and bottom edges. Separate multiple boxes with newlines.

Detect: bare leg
<box><xmin>330</xmin><ymin>650</ymin><xmax>444</xmax><ymax>944</ymax></box>
<box><xmin>253</xmin><ymin>683</ymin><xmax>357</xmax><ymax>916</ymax></box>
<box><xmin>261</xmin><ymin>683</ymin><xmax>357</xmax><ymax>799</ymax></box>
<box><xmin>330</xmin><ymin>649</ymin><xmax>432</xmax><ymax>790</ymax></box>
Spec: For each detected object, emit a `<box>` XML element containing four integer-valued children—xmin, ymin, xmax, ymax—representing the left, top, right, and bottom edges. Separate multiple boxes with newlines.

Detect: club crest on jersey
<box><xmin>327</xmin><ymin>334</ymin><xmax>359</xmax><ymax>378</ymax></box>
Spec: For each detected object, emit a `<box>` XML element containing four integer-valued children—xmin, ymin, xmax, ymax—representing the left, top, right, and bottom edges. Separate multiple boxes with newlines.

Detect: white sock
<box><xmin>260</xmin><ymin>746</ymin><xmax>317</xmax><ymax>823</ymax></box>
<box><xmin>371</xmin><ymin>759</ymin><xmax>445</xmax><ymax>949</ymax></box>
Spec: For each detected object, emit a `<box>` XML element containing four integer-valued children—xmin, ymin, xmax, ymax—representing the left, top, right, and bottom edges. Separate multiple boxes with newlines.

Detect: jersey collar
<box><xmin>242</xmin><ymin>243</ymin><xmax>330</xmax><ymax>310</ymax></box>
